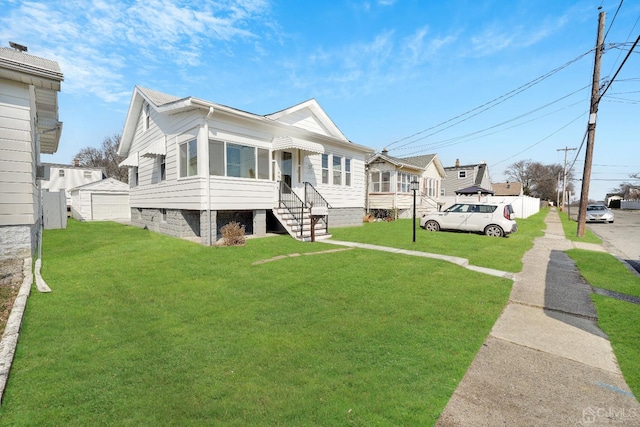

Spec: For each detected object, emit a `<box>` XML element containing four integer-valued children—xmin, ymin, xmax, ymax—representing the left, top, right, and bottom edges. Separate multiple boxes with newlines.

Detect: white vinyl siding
<box><xmin>0</xmin><ymin>80</ymin><xmax>37</xmax><ymax>226</ymax></box>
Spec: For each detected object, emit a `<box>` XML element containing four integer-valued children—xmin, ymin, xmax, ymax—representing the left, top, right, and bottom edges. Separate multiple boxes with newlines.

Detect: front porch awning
<box><xmin>141</xmin><ymin>138</ymin><xmax>166</xmax><ymax>158</ymax></box>
<box><xmin>119</xmin><ymin>152</ymin><xmax>139</xmax><ymax>167</ymax></box>
<box><xmin>272</xmin><ymin>136</ymin><xmax>324</xmax><ymax>155</ymax></box>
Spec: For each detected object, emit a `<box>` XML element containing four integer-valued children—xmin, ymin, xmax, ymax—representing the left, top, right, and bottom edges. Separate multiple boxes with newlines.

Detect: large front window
<box><xmin>209</xmin><ymin>139</ymin><xmax>269</xmax><ymax>179</ymax></box>
<box><xmin>180</xmin><ymin>139</ymin><xmax>198</xmax><ymax>177</ymax></box>
<box><xmin>370</xmin><ymin>171</ymin><xmax>391</xmax><ymax>192</ymax></box>
<box><xmin>397</xmin><ymin>173</ymin><xmax>419</xmax><ymax>193</ymax></box>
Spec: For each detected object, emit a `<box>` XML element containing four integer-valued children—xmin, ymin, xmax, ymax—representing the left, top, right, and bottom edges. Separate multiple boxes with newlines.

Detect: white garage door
<box><xmin>91</xmin><ymin>193</ymin><xmax>130</xmax><ymax>220</ymax></box>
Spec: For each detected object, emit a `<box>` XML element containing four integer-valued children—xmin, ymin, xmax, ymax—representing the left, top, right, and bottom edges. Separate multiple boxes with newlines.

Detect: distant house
<box><xmin>441</xmin><ymin>159</ymin><xmax>492</xmax><ymax>197</ymax></box>
<box><xmin>366</xmin><ymin>149</ymin><xmax>446</xmax><ymax>218</ymax></box>
<box><xmin>624</xmin><ymin>186</ymin><xmax>640</xmax><ymax>200</ymax></box>
<box><xmin>0</xmin><ymin>46</ymin><xmax>63</xmax><ymax>262</ymax></box>
<box><xmin>492</xmin><ymin>182</ymin><xmax>523</xmax><ymax>196</ymax></box>
<box><xmin>70</xmin><ymin>178</ymin><xmax>130</xmax><ymax>221</ymax></box>
<box><xmin>41</xmin><ymin>162</ymin><xmax>105</xmax><ymax>207</ymax></box>
<box><xmin>117</xmin><ymin>86</ymin><xmax>373</xmax><ymax>244</ymax></box>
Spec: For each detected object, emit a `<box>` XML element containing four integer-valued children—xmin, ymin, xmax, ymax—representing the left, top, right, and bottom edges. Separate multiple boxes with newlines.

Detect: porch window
<box><xmin>321</xmin><ymin>154</ymin><xmax>329</xmax><ymax>184</ymax></box>
<box><xmin>209</xmin><ymin>140</ymin><xmax>224</xmax><ymax>176</ymax></box>
<box><xmin>333</xmin><ymin>155</ymin><xmax>342</xmax><ymax>185</ymax></box>
<box><xmin>179</xmin><ymin>139</ymin><xmax>198</xmax><ymax>177</ymax></box>
<box><xmin>257</xmin><ymin>148</ymin><xmax>269</xmax><ymax>180</ymax></box>
<box><xmin>227</xmin><ymin>143</ymin><xmax>255</xmax><ymax>178</ymax></box>
<box><xmin>371</xmin><ymin>171</ymin><xmax>390</xmax><ymax>192</ymax></box>
<box><xmin>345</xmin><ymin>158</ymin><xmax>351</xmax><ymax>186</ymax></box>
<box><xmin>381</xmin><ymin>171</ymin><xmax>390</xmax><ymax>192</ymax></box>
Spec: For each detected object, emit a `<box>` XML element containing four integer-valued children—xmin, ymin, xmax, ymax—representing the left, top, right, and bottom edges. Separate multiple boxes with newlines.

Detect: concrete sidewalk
<box><xmin>436</xmin><ymin>208</ymin><xmax>640</xmax><ymax>426</ymax></box>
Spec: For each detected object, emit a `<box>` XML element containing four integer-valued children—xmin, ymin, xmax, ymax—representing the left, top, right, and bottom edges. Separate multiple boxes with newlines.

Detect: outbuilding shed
<box><xmin>70</xmin><ymin>178</ymin><xmax>130</xmax><ymax>221</ymax></box>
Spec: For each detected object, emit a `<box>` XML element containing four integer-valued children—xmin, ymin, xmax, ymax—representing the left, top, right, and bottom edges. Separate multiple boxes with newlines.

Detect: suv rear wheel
<box><xmin>484</xmin><ymin>224</ymin><xmax>504</xmax><ymax>237</ymax></box>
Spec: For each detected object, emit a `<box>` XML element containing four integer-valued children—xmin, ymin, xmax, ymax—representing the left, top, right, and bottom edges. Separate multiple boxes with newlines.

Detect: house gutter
<box><xmin>204</xmin><ymin>107</ymin><xmax>214</xmax><ymax>246</ymax></box>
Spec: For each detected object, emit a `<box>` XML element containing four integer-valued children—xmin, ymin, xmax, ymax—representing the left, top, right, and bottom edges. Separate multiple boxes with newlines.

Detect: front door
<box><xmin>282</xmin><ymin>151</ymin><xmax>293</xmax><ymax>190</ymax></box>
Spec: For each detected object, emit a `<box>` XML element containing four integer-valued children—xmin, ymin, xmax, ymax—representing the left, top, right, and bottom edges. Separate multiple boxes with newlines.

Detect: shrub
<box><xmin>220</xmin><ymin>221</ymin><xmax>246</xmax><ymax>246</ymax></box>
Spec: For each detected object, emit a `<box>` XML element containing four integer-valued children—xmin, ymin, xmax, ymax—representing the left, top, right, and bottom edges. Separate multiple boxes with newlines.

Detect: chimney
<box><xmin>74</xmin><ymin>157</ymin><xmax>79</xmax><ymax>167</ymax></box>
<box><xmin>455</xmin><ymin>158</ymin><xmax>460</xmax><ymax>167</ymax></box>
<box><xmin>382</xmin><ymin>147</ymin><xmax>388</xmax><ymax>154</ymax></box>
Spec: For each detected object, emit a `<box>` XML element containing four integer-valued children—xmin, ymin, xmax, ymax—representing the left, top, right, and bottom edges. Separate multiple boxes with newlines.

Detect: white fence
<box><xmin>439</xmin><ymin>195</ymin><xmax>540</xmax><ymax>219</ymax></box>
<box><xmin>621</xmin><ymin>200</ymin><xmax>640</xmax><ymax>210</ymax></box>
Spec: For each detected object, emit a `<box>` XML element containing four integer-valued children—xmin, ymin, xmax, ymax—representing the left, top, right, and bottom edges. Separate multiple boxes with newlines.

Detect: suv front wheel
<box><xmin>484</xmin><ymin>224</ymin><xmax>504</xmax><ymax>237</ymax></box>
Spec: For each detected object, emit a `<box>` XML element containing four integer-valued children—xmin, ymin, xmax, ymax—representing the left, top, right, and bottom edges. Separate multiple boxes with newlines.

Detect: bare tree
<box><xmin>504</xmin><ymin>159</ymin><xmax>533</xmax><ymax>195</ymax></box>
<box><xmin>504</xmin><ymin>160</ymin><xmax>573</xmax><ymax>201</ymax></box>
<box><xmin>74</xmin><ymin>134</ymin><xmax>128</xmax><ymax>183</ymax></box>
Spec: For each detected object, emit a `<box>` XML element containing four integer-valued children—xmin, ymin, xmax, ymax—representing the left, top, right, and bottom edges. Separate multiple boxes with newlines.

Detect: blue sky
<box><xmin>1</xmin><ymin>0</ymin><xmax>638</xmax><ymax>200</ymax></box>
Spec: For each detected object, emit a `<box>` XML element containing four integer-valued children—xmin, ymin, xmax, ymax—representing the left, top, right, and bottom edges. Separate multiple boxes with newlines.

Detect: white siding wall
<box><xmin>128</xmin><ymin>107</ymin><xmax>204</xmax><ymax>210</ymax></box>
<box><xmin>0</xmin><ymin>79</ymin><xmax>37</xmax><ymax>226</ymax></box>
<box><xmin>41</xmin><ymin>167</ymin><xmax>103</xmax><ymax>205</ymax></box>
<box><xmin>304</xmin><ymin>144</ymin><xmax>367</xmax><ymax>209</ymax></box>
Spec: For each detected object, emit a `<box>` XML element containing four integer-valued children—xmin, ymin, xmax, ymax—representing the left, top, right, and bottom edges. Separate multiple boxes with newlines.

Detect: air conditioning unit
<box><xmin>36</xmin><ymin>164</ymin><xmax>50</xmax><ymax>181</ymax></box>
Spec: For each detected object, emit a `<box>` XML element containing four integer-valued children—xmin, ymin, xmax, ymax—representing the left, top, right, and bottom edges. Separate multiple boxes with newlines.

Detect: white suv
<box><xmin>420</xmin><ymin>202</ymin><xmax>517</xmax><ymax>237</ymax></box>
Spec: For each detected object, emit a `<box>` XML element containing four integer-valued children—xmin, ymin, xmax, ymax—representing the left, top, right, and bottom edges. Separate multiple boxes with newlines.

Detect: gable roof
<box><xmin>366</xmin><ymin>152</ymin><xmax>424</xmax><ymax>171</ymax></box>
<box><xmin>492</xmin><ymin>182</ymin><xmax>523</xmax><ymax>196</ymax></box>
<box><xmin>119</xmin><ymin>86</ymin><xmax>367</xmax><ymax>157</ymax></box>
<box><xmin>70</xmin><ymin>177</ymin><xmax>128</xmax><ymax>192</ymax></box>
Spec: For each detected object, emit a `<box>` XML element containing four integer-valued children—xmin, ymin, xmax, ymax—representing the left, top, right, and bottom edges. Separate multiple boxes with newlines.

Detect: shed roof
<box><xmin>70</xmin><ymin>177</ymin><xmax>129</xmax><ymax>193</ymax></box>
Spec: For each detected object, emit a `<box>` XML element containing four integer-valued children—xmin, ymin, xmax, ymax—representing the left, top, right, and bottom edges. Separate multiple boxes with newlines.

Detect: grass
<box><xmin>557</xmin><ymin>211</ymin><xmax>602</xmax><ymax>244</ymax></box>
<box><xmin>0</xmin><ymin>220</ymin><xmax>512</xmax><ymax>426</ymax></box>
<box><xmin>566</xmin><ymin>249</ymin><xmax>640</xmax><ymax>400</ymax></box>
<box><xmin>330</xmin><ymin>209</ymin><xmax>547</xmax><ymax>273</ymax></box>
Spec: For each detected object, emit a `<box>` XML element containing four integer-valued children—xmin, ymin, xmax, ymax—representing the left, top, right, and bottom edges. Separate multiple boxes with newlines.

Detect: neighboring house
<box><xmin>41</xmin><ymin>162</ymin><xmax>105</xmax><ymax>207</ymax></box>
<box><xmin>70</xmin><ymin>178</ymin><xmax>130</xmax><ymax>221</ymax></box>
<box><xmin>366</xmin><ymin>149</ymin><xmax>446</xmax><ymax>218</ymax></box>
<box><xmin>624</xmin><ymin>186</ymin><xmax>640</xmax><ymax>200</ymax></box>
<box><xmin>0</xmin><ymin>46</ymin><xmax>63</xmax><ymax>262</ymax></box>
<box><xmin>441</xmin><ymin>159</ymin><xmax>492</xmax><ymax>197</ymax></box>
<box><xmin>492</xmin><ymin>182</ymin><xmax>523</xmax><ymax>196</ymax></box>
<box><xmin>117</xmin><ymin>86</ymin><xmax>373</xmax><ymax>244</ymax></box>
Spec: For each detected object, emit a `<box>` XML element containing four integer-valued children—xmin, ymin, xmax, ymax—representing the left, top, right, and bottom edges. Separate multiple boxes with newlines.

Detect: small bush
<box><xmin>220</xmin><ymin>221</ymin><xmax>246</xmax><ymax>246</ymax></box>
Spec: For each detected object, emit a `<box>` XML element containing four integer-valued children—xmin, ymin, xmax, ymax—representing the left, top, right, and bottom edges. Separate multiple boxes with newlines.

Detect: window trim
<box><xmin>179</xmin><ymin>139</ymin><xmax>198</xmax><ymax>178</ymax></box>
<box><xmin>345</xmin><ymin>158</ymin><xmax>351</xmax><ymax>186</ymax></box>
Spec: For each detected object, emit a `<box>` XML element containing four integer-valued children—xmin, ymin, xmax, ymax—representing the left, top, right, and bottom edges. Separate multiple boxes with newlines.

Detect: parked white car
<box><xmin>420</xmin><ymin>202</ymin><xmax>518</xmax><ymax>237</ymax></box>
<box><xmin>585</xmin><ymin>204</ymin><xmax>614</xmax><ymax>223</ymax></box>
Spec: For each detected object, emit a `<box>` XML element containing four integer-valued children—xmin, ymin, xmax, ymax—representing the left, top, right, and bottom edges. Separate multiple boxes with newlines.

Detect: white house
<box><xmin>41</xmin><ymin>162</ymin><xmax>105</xmax><ymax>207</ymax></box>
<box><xmin>0</xmin><ymin>46</ymin><xmax>63</xmax><ymax>262</ymax></box>
<box><xmin>366</xmin><ymin>149</ymin><xmax>446</xmax><ymax>218</ymax></box>
<box><xmin>117</xmin><ymin>86</ymin><xmax>373</xmax><ymax>244</ymax></box>
<box><xmin>70</xmin><ymin>178</ymin><xmax>130</xmax><ymax>221</ymax></box>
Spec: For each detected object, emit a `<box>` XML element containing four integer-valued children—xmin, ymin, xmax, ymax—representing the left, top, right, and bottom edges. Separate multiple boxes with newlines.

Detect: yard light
<box><xmin>411</xmin><ymin>179</ymin><xmax>419</xmax><ymax>243</ymax></box>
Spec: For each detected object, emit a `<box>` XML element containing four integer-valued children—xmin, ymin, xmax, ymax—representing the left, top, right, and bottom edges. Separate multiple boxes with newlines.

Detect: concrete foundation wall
<box><xmin>0</xmin><ymin>225</ymin><xmax>37</xmax><ymax>262</ymax></box>
<box><xmin>329</xmin><ymin>207</ymin><xmax>365</xmax><ymax>228</ymax></box>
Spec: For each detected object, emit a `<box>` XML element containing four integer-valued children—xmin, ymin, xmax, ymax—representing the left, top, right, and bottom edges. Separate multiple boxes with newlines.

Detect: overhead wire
<box><xmin>384</xmin><ymin>50</ymin><xmax>594</xmax><ymax>151</ymax></box>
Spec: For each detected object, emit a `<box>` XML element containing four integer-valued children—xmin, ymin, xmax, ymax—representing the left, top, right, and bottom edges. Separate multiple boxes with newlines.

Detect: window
<box><xmin>58</xmin><ymin>169</ymin><xmax>65</xmax><ymax>177</ymax></box>
<box><xmin>209</xmin><ymin>140</ymin><xmax>224</xmax><ymax>176</ymax></box>
<box><xmin>458</xmin><ymin>170</ymin><xmax>466</xmax><ymax>179</ymax></box>
<box><xmin>144</xmin><ymin>104</ymin><xmax>150</xmax><ymax>131</ymax></box>
<box><xmin>345</xmin><ymin>158</ymin><xmax>351</xmax><ymax>186</ymax></box>
<box><xmin>209</xmin><ymin>139</ymin><xmax>269</xmax><ymax>180</ymax></box>
<box><xmin>397</xmin><ymin>173</ymin><xmax>419</xmax><ymax>193</ymax></box>
<box><xmin>83</xmin><ymin>171</ymin><xmax>92</xmax><ymax>179</ymax></box>
<box><xmin>179</xmin><ymin>139</ymin><xmax>198</xmax><ymax>177</ymax></box>
<box><xmin>160</xmin><ymin>208</ymin><xmax>167</xmax><ymax>222</ymax></box>
<box><xmin>131</xmin><ymin>167</ymin><xmax>138</xmax><ymax>187</ymax></box>
<box><xmin>440</xmin><ymin>188</ymin><xmax>446</xmax><ymax>197</ymax></box>
<box><xmin>381</xmin><ymin>171</ymin><xmax>390</xmax><ymax>192</ymax></box>
<box><xmin>321</xmin><ymin>154</ymin><xmax>329</xmax><ymax>184</ymax></box>
<box><xmin>227</xmin><ymin>143</ymin><xmax>255</xmax><ymax>178</ymax></box>
<box><xmin>333</xmin><ymin>155</ymin><xmax>342</xmax><ymax>185</ymax></box>
<box><xmin>159</xmin><ymin>156</ymin><xmax>166</xmax><ymax>181</ymax></box>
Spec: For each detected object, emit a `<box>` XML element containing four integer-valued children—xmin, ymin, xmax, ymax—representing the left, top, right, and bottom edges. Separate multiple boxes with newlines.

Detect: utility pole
<box><xmin>557</xmin><ymin>146</ymin><xmax>576</xmax><ymax>212</ymax></box>
<box><xmin>577</xmin><ymin>11</ymin><xmax>605</xmax><ymax>237</ymax></box>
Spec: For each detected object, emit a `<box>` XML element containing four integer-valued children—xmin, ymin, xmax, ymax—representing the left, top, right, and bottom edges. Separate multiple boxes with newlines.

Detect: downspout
<box><xmin>205</xmin><ymin>107</ymin><xmax>215</xmax><ymax>246</ymax></box>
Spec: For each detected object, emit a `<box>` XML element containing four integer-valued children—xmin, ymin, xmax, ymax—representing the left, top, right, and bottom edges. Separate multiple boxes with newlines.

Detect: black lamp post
<box><xmin>411</xmin><ymin>179</ymin><xmax>419</xmax><ymax>242</ymax></box>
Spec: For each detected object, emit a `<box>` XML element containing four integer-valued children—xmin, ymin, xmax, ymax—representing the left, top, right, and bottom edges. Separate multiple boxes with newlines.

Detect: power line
<box><xmin>384</xmin><ymin>50</ymin><xmax>593</xmax><ymax>150</ymax></box>
<box><xmin>603</xmin><ymin>0</ymin><xmax>624</xmax><ymax>41</ymax></box>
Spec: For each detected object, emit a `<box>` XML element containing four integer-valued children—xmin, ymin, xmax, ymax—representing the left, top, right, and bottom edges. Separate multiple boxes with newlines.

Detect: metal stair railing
<box><xmin>304</xmin><ymin>182</ymin><xmax>331</xmax><ymax>232</ymax></box>
<box><xmin>278</xmin><ymin>180</ymin><xmax>305</xmax><ymax>238</ymax></box>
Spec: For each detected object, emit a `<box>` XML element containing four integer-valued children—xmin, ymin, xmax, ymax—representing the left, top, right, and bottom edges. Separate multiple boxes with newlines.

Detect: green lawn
<box><xmin>557</xmin><ymin>211</ymin><xmax>602</xmax><ymax>244</ymax></box>
<box><xmin>566</xmin><ymin>249</ymin><xmax>640</xmax><ymax>400</ymax></box>
<box><xmin>0</xmin><ymin>220</ymin><xmax>513</xmax><ymax>426</ymax></box>
<box><xmin>330</xmin><ymin>209</ymin><xmax>547</xmax><ymax>273</ymax></box>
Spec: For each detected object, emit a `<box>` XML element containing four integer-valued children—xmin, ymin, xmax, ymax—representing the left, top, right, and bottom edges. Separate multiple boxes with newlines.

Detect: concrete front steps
<box><xmin>272</xmin><ymin>207</ymin><xmax>332</xmax><ymax>242</ymax></box>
